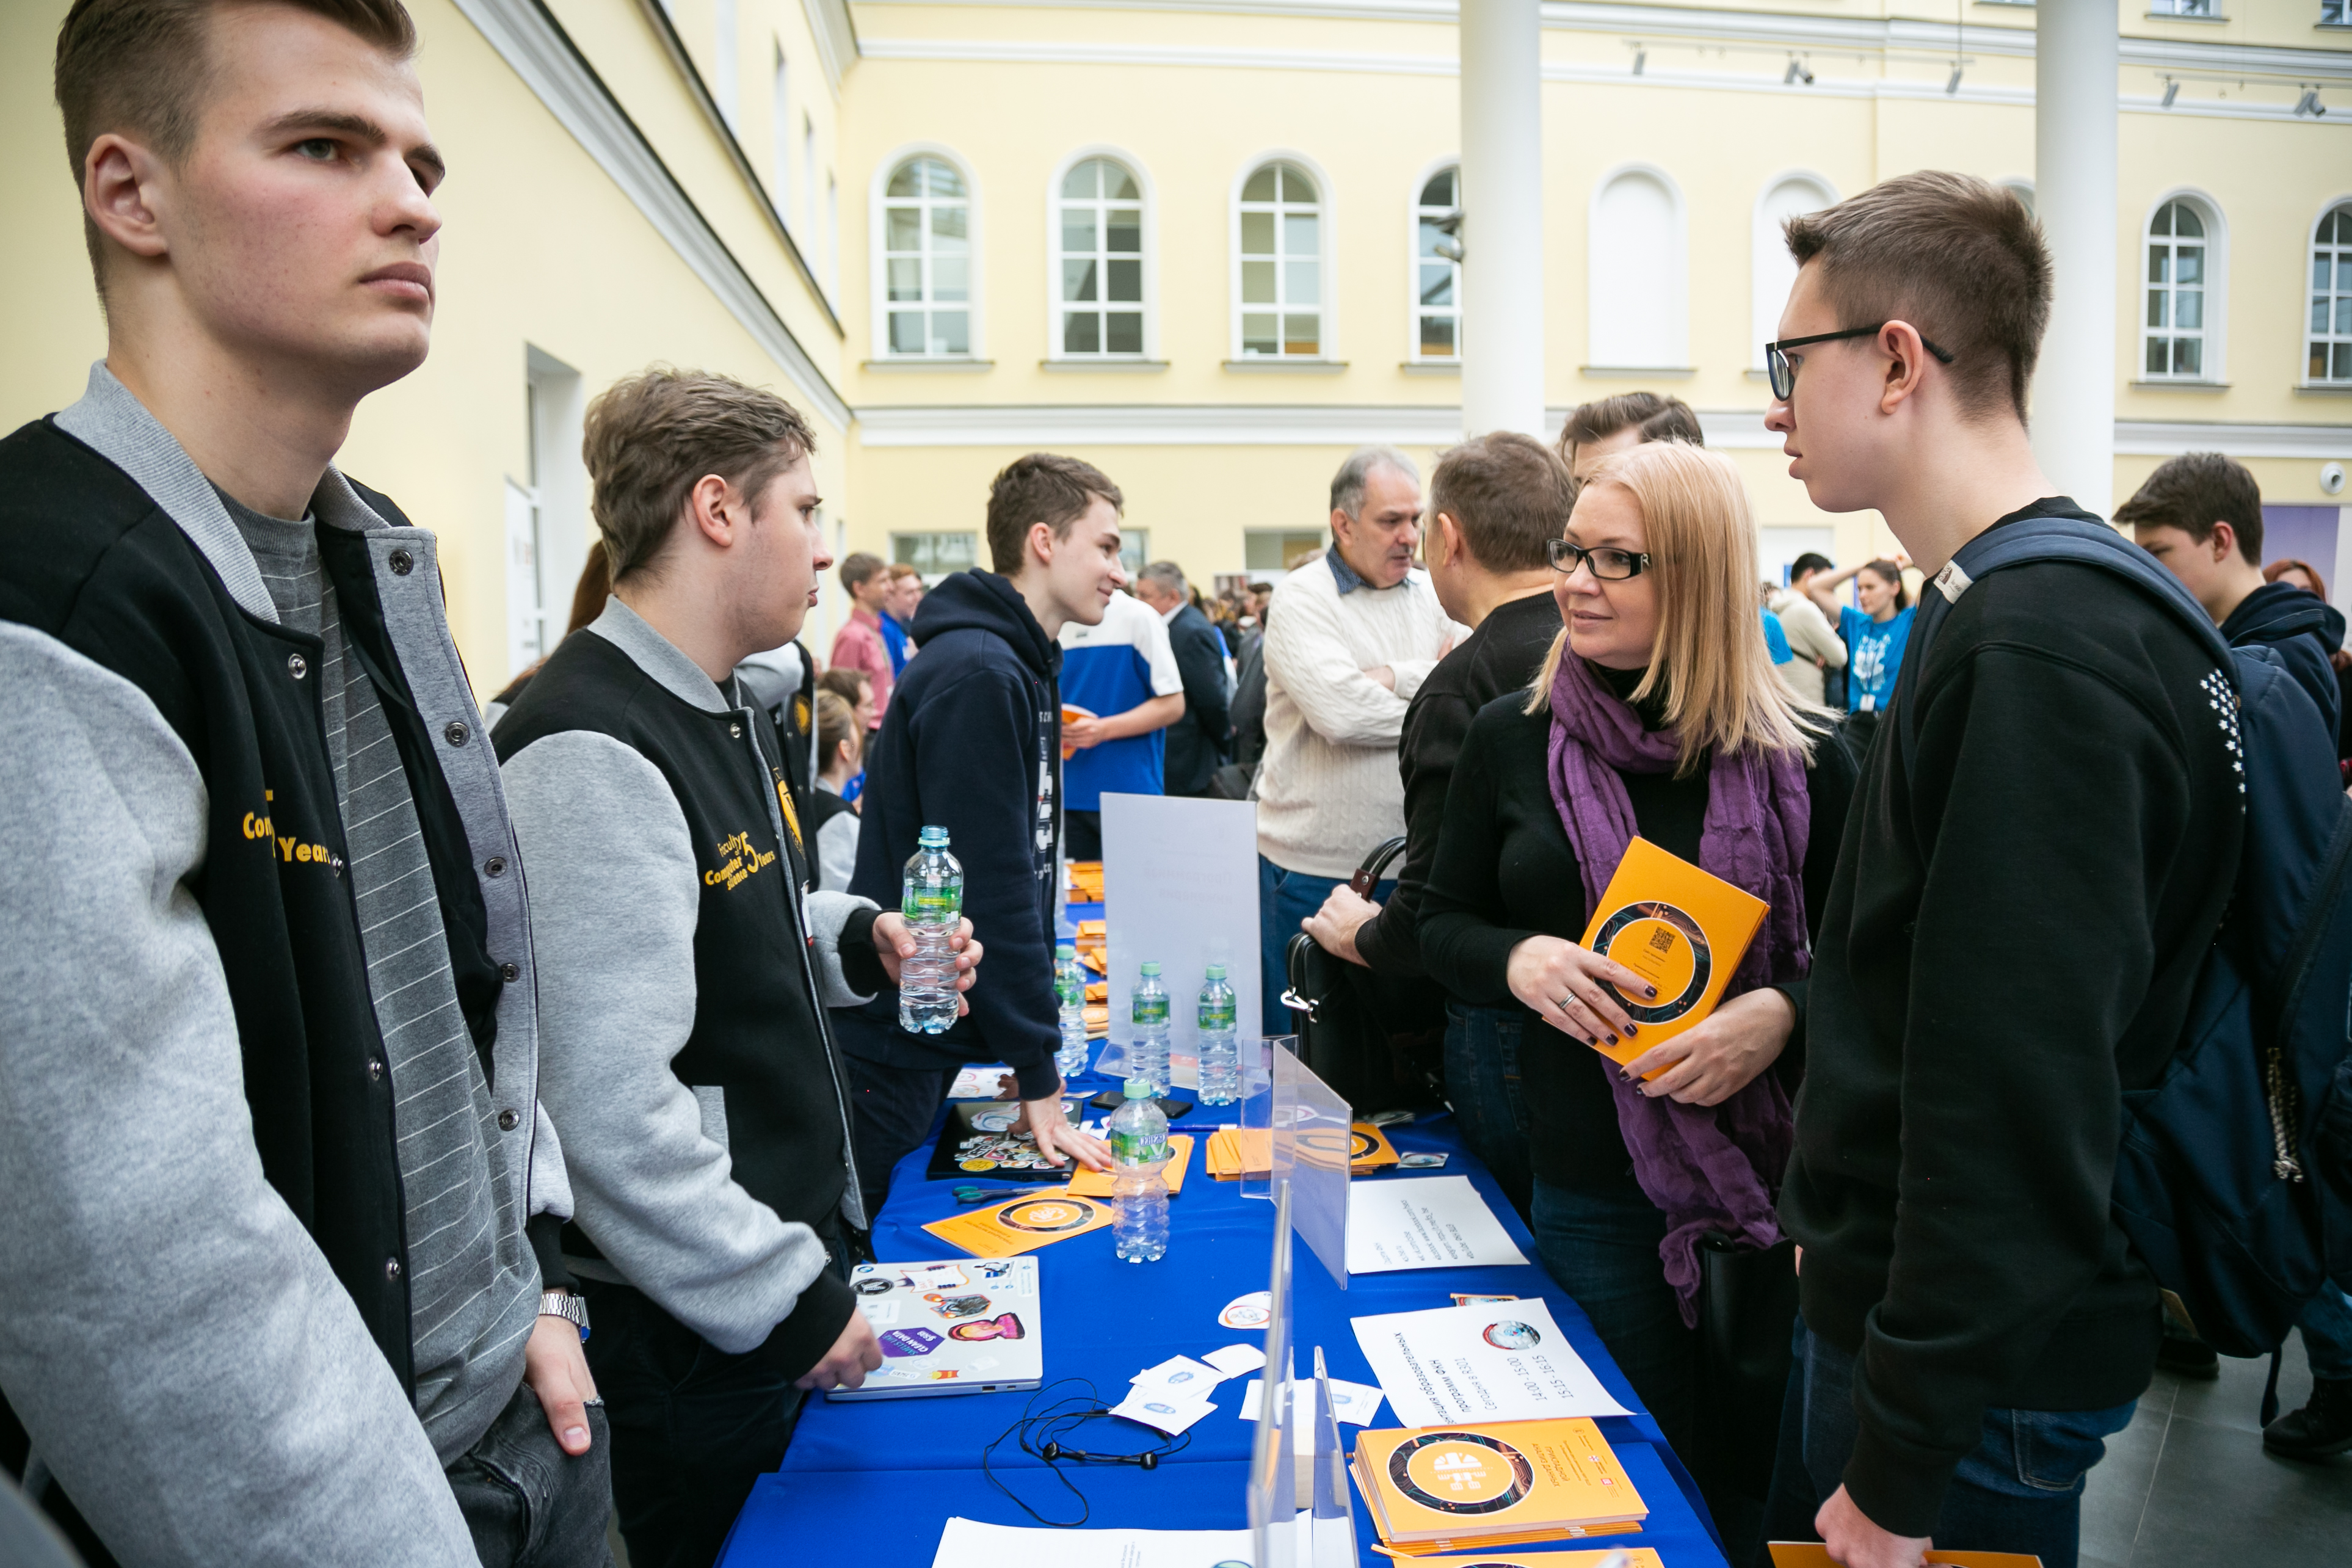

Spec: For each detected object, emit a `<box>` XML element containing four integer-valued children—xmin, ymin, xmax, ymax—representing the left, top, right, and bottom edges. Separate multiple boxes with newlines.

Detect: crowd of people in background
<box><xmin>6</xmin><ymin>7</ymin><xmax>2349</xmax><ymax>1568</ymax></box>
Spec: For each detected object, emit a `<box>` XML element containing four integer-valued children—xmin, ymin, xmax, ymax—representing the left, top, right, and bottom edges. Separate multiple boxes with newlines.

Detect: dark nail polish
<box><xmin>1646</xmin><ymin>985</ymin><xmax>1660</xmax><ymax>998</ymax></box>
<box><xmin>1625</xmin><ymin>1023</ymin><xmax>1639</xmax><ymax>1036</ymax></box>
<box><xmin>1619</xmin><ymin>1069</ymin><xmax>1635</xmax><ymax>1082</ymax></box>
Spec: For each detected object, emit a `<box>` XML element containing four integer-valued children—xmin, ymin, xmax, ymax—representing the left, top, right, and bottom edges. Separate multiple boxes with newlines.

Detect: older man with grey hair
<box><xmin>1254</xmin><ymin>445</ymin><xmax>1461</xmax><ymax>1033</ymax></box>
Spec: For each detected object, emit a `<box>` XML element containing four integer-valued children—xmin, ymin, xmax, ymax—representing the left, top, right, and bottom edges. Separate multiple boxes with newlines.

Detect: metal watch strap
<box><xmin>538</xmin><ymin>1290</ymin><xmax>590</xmax><ymax>1341</ymax></box>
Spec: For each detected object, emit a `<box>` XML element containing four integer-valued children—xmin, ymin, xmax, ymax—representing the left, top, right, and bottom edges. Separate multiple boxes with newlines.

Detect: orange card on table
<box><xmin>1349</xmin><ymin>1122</ymin><xmax>1401</xmax><ymax>1172</ymax></box>
<box><xmin>1577</xmin><ymin>837</ymin><xmax>1767</xmax><ymax>1078</ymax></box>
<box><xmin>1352</xmin><ymin>1417</ymin><xmax>1647</xmax><ymax>1554</ymax></box>
<box><xmin>1067</xmin><ymin>1134</ymin><xmax>1194</xmax><ymax>1197</ymax></box>
<box><xmin>1403</xmin><ymin>1552</ymin><xmax>1665</xmax><ymax>1567</ymax></box>
<box><xmin>1769</xmin><ymin>1548</ymin><xmax>2042</xmax><ymax>1568</ymax></box>
<box><xmin>920</xmin><ymin>1189</ymin><xmax>1114</xmax><ymax>1258</ymax></box>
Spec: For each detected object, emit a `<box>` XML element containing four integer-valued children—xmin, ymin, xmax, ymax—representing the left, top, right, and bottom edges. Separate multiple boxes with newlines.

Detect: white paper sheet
<box><xmin>1130</xmin><ymin>1355</ymin><xmax>1223</xmax><ymax>1396</ymax></box>
<box><xmin>946</xmin><ymin>1065</ymin><xmax>1015</xmax><ymax>1100</ymax></box>
<box><xmin>1343</xmin><ymin>1175</ymin><xmax>1530</xmax><ymax>1274</ymax></box>
<box><xmin>1108</xmin><ymin>1387</ymin><xmax>1218</xmax><ymax>1435</ymax></box>
<box><xmin>932</xmin><ymin>1515</ymin><xmax>1262</xmax><ymax>1567</ymax></box>
<box><xmin>1101</xmin><ymin>795</ymin><xmax>1262</xmax><ymax>1089</ymax></box>
<box><xmin>1240</xmin><ymin>1376</ymin><xmax>1384</xmax><ymax>1426</ymax></box>
<box><xmin>1202</xmin><ymin>1344</ymin><xmax>1266</xmax><ymax>1378</ymax></box>
<box><xmin>1349</xmin><ymin>1297</ymin><xmax>1632</xmax><ymax>1427</ymax></box>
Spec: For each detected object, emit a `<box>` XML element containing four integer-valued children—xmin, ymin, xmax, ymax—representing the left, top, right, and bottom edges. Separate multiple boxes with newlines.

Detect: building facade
<box><xmin>2</xmin><ymin>0</ymin><xmax>2347</xmax><ymax>688</ymax></box>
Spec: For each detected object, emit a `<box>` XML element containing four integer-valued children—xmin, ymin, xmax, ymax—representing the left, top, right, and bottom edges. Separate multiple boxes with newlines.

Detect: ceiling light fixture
<box><xmin>1946</xmin><ymin>66</ymin><xmax>1964</xmax><ymax>94</ymax></box>
<box><xmin>1785</xmin><ymin>57</ymin><xmax>1813</xmax><ymax>86</ymax></box>
<box><xmin>2161</xmin><ymin>78</ymin><xmax>2180</xmax><ymax>107</ymax></box>
<box><xmin>2295</xmin><ymin>87</ymin><xmax>2327</xmax><ymax>117</ymax></box>
<box><xmin>1633</xmin><ymin>48</ymin><xmax>1647</xmax><ymax>76</ymax></box>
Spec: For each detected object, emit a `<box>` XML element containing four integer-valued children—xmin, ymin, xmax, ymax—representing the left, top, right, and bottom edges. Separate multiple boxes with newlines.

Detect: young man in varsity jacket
<box><xmin>495</xmin><ymin>369</ymin><xmax>978</xmax><ymax>1568</ymax></box>
<box><xmin>0</xmin><ymin>4</ymin><xmax>605</xmax><ymax>1564</ymax></box>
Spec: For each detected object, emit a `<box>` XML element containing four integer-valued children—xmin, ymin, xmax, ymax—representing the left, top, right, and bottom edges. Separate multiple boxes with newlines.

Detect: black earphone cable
<box><xmin>979</xmin><ymin>1379</ymin><xmax>1191</xmax><ymax>1528</ymax></box>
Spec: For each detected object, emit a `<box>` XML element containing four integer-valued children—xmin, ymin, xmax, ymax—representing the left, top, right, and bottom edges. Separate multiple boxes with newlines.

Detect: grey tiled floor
<box><xmin>2080</xmin><ymin>1330</ymin><xmax>2350</xmax><ymax>1567</ymax></box>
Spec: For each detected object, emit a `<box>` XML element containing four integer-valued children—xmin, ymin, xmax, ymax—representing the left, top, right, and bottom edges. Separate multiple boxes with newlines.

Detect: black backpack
<box><xmin>1893</xmin><ymin>516</ymin><xmax>2352</xmax><ymax>1374</ymax></box>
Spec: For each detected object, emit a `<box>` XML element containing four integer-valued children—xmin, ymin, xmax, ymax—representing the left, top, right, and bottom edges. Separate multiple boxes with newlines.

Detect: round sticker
<box><xmin>852</xmin><ymin>1277</ymin><xmax>893</xmax><ymax>1296</ymax></box>
<box><xmin>1387</xmin><ymin>1431</ymin><xmax>1535</xmax><ymax>1517</ymax></box>
<box><xmin>971</xmin><ymin>1107</ymin><xmax>1020</xmax><ymax>1133</ymax></box>
<box><xmin>995</xmin><ymin>1198</ymin><xmax>1098</xmax><ymax>1234</ymax></box>
<box><xmin>1349</xmin><ymin>1130</ymin><xmax>1378</xmax><ymax>1161</ymax></box>
<box><xmin>1590</xmin><ymin>899</ymin><xmax>1712</xmax><ymax>1023</ymax></box>
<box><xmin>1481</xmin><ymin>1320</ymin><xmax>1542</xmax><ymax>1351</ymax></box>
<box><xmin>959</xmin><ymin>1157</ymin><xmax>998</xmax><ymax>1172</ymax></box>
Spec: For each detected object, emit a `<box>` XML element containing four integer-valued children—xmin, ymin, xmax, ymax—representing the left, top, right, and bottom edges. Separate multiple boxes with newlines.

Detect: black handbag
<box><xmin>1687</xmin><ymin>1232</ymin><xmax>1800</xmax><ymax>1525</ymax></box>
<box><xmin>1281</xmin><ymin>838</ymin><xmax>1446</xmax><ymax>1116</ymax></box>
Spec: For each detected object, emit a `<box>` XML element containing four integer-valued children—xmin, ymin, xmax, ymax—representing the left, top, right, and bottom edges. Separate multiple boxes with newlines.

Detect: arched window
<box><xmin>1054</xmin><ymin>157</ymin><xmax>1147</xmax><ymax>358</ymax></box>
<box><xmin>1412</xmin><ymin>165</ymin><xmax>1461</xmax><ymax>362</ymax></box>
<box><xmin>1236</xmin><ymin>160</ymin><xmax>1324</xmax><ymax>358</ymax></box>
<box><xmin>1751</xmin><ymin>174</ymin><xmax>1835</xmax><ymax>369</ymax></box>
<box><xmin>2142</xmin><ymin>196</ymin><xmax>2223</xmax><ymax>381</ymax></box>
<box><xmin>1588</xmin><ymin>168</ymin><xmax>1687</xmax><ymax>371</ymax></box>
<box><xmin>878</xmin><ymin>154</ymin><xmax>974</xmax><ymax>358</ymax></box>
<box><xmin>2310</xmin><ymin>203</ymin><xmax>2352</xmax><ymax>386</ymax></box>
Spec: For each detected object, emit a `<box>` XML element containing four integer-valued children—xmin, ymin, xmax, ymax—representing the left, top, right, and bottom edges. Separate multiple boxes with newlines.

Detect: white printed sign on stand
<box><xmin>1099</xmin><ymin>793</ymin><xmax>1262</xmax><ymax>1089</ymax></box>
<box><xmin>1350</xmin><ymin>1298</ymin><xmax>1633</xmax><ymax>1428</ymax></box>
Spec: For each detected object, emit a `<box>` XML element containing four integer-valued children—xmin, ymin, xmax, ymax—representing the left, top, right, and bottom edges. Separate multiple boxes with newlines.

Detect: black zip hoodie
<box><xmin>838</xmin><ymin>570</ymin><xmax>1065</xmax><ymax>1100</ymax></box>
<box><xmin>1781</xmin><ymin>501</ymin><xmax>2244</xmax><ymax>1536</ymax></box>
<box><xmin>2219</xmin><ymin>579</ymin><xmax>2345</xmax><ymax>733</ymax></box>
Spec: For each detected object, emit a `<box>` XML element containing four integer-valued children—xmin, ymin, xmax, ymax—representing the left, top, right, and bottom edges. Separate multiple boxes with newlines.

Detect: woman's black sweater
<box><xmin>1417</xmin><ymin>670</ymin><xmax>1859</xmax><ymax>1194</ymax></box>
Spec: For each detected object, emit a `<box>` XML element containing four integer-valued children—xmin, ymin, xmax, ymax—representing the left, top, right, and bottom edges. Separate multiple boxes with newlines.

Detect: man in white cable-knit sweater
<box><xmin>1255</xmin><ymin>445</ymin><xmax>1463</xmax><ymax>1031</ymax></box>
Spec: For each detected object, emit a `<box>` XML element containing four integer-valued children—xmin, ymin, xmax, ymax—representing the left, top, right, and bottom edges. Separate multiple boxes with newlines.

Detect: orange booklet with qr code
<box><xmin>1576</xmin><ymin>837</ymin><xmax>1768</xmax><ymax>1078</ymax></box>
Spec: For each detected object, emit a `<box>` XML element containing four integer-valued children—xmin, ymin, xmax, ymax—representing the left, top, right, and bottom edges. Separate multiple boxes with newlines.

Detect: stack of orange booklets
<box><xmin>1204</xmin><ymin>1122</ymin><xmax>1400</xmax><ymax>1180</ymax></box>
<box><xmin>1351</xmin><ymin>1418</ymin><xmax>1648</xmax><ymax>1556</ymax></box>
<box><xmin>1578</xmin><ymin>837</ymin><xmax>1768</xmax><ymax>1080</ymax></box>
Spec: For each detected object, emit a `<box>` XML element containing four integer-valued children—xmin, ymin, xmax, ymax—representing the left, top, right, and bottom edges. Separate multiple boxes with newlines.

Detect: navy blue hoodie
<box><xmin>837</xmin><ymin>570</ymin><xmax>1065</xmax><ymax>1100</ymax></box>
<box><xmin>2220</xmin><ymin>579</ymin><xmax>2345</xmax><ymax>735</ymax></box>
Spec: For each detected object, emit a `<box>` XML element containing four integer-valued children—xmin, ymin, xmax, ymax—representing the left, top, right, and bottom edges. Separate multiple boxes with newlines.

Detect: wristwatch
<box><xmin>539</xmin><ymin>1290</ymin><xmax>590</xmax><ymax>1342</ymax></box>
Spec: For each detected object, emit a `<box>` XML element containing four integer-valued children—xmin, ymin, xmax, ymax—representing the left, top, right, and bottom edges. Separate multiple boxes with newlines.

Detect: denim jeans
<box><xmin>1257</xmin><ymin>856</ymin><xmax>1394</xmax><ymax>1036</ymax></box>
<box><xmin>1443</xmin><ymin>1001</ymin><xmax>1534</xmax><ymax>1220</ymax></box>
<box><xmin>1776</xmin><ymin>1328</ymin><xmax>2136</xmax><ymax>1568</ymax></box>
<box><xmin>445</xmin><ymin>1380</ymin><xmax>616</xmax><ymax>1568</ymax></box>
<box><xmin>2300</xmin><ymin>1285</ymin><xmax>2352</xmax><ymax>1381</ymax></box>
<box><xmin>1528</xmin><ymin>1178</ymin><xmax>1695</xmax><ymax>1457</ymax></box>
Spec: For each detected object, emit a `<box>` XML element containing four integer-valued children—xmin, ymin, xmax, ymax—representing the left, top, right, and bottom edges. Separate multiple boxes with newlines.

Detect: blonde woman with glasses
<box><xmin>1418</xmin><ymin>440</ymin><xmax>1861</xmax><ymax>1542</ymax></box>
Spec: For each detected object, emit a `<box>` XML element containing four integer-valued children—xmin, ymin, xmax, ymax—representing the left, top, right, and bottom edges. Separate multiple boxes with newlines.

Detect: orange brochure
<box><xmin>1352</xmin><ymin>1418</ymin><xmax>1647</xmax><ymax>1554</ymax></box>
<box><xmin>921</xmin><ymin>1189</ymin><xmax>1114</xmax><ymax>1258</ymax></box>
<box><xmin>1577</xmin><ymin>837</ymin><xmax>1767</xmax><ymax>1078</ymax></box>
<box><xmin>1067</xmin><ymin>1134</ymin><xmax>1194</xmax><ymax>1198</ymax></box>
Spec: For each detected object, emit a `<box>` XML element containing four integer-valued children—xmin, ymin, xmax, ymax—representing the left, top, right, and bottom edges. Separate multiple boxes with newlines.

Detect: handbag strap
<box><xmin>1349</xmin><ymin>835</ymin><xmax>1409</xmax><ymax>896</ymax></box>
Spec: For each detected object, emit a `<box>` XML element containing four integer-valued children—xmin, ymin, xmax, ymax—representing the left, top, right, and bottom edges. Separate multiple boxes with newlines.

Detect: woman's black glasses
<box><xmin>1548</xmin><ymin>540</ymin><xmax>1652</xmax><ymax>580</ymax></box>
<box><xmin>1765</xmin><ymin>324</ymin><xmax>1955</xmax><ymax>400</ymax></box>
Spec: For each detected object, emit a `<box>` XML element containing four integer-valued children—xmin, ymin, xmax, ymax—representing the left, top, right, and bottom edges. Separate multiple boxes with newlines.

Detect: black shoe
<box><xmin>2157</xmin><ymin>1333</ymin><xmax>2220</xmax><ymax>1380</ymax></box>
<box><xmin>2263</xmin><ymin>1376</ymin><xmax>2352</xmax><ymax>1461</ymax></box>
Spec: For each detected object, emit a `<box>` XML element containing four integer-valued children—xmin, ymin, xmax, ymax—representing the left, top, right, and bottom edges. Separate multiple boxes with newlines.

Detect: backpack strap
<box><xmin>1893</xmin><ymin>516</ymin><xmax>2234</xmax><ymax>778</ymax></box>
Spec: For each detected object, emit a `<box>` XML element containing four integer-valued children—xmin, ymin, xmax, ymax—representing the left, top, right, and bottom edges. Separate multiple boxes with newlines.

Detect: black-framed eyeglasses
<box><xmin>1548</xmin><ymin>539</ymin><xmax>1652</xmax><ymax>580</ymax></box>
<box><xmin>1765</xmin><ymin>324</ymin><xmax>1956</xmax><ymax>401</ymax></box>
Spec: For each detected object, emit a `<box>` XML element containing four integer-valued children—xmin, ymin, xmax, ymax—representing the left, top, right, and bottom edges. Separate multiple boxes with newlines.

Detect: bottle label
<box><xmin>1199</xmin><ymin>997</ymin><xmax>1236</xmax><ymax>1030</ymax></box>
<box><xmin>903</xmin><ymin>882</ymin><xmax>962</xmax><ymax>923</ymax></box>
<box><xmin>1056</xmin><ymin>976</ymin><xmax>1083</xmax><ymax>1006</ymax></box>
<box><xmin>1132</xmin><ymin>995</ymin><xmax>1169</xmax><ymax>1026</ymax></box>
<box><xmin>1110</xmin><ymin>1128</ymin><xmax>1167</xmax><ymax>1164</ymax></box>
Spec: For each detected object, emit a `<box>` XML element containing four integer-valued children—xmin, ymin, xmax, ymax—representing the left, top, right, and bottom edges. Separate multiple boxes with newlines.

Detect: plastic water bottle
<box><xmin>1054</xmin><ymin>940</ymin><xmax>1090</xmax><ymax>1080</ymax></box>
<box><xmin>897</xmin><ymin>826</ymin><xmax>963</xmax><ymax>1034</ymax></box>
<box><xmin>1131</xmin><ymin>961</ymin><xmax>1171</xmax><ymax>1095</ymax></box>
<box><xmin>1109</xmin><ymin>1079</ymin><xmax>1171</xmax><ymax>1263</ymax></box>
<box><xmin>1196</xmin><ymin>963</ymin><xmax>1240</xmax><ymax>1105</ymax></box>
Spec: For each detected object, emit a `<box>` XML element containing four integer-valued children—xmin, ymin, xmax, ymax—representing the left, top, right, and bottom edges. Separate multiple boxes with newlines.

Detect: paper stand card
<box><xmin>1352</xmin><ymin>1298</ymin><xmax>1632</xmax><ymax>1426</ymax></box>
<box><xmin>921</xmin><ymin>1189</ymin><xmax>1114</xmax><ymax>1258</ymax></box>
<box><xmin>932</xmin><ymin>1515</ymin><xmax>1263</xmax><ymax>1566</ymax></box>
<box><xmin>1099</xmin><ymin>794</ymin><xmax>1260</xmax><ymax>1090</ymax></box>
<box><xmin>1346</xmin><ymin>1176</ymin><xmax>1531</xmax><ymax>1274</ymax></box>
<box><xmin>1276</xmin><ymin>1039</ymin><xmax>1352</xmax><ymax>1290</ymax></box>
<box><xmin>1578</xmin><ymin>837</ymin><xmax>1768</xmax><ymax>1076</ymax></box>
<box><xmin>1249</xmin><ymin>1181</ymin><xmax>1301</xmax><ymax>1568</ymax></box>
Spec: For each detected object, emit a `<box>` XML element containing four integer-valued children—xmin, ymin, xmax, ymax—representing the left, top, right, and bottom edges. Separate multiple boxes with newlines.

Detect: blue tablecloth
<box><xmin>719</xmin><ymin>1009</ymin><xmax>1729</xmax><ymax>1564</ymax></box>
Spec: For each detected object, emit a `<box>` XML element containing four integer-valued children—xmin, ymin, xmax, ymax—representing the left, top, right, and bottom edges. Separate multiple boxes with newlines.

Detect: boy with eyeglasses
<box><xmin>1760</xmin><ymin>172</ymin><xmax>2245</xmax><ymax>1568</ymax></box>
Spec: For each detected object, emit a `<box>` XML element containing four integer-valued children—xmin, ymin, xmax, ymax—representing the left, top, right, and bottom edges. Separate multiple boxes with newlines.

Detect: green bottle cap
<box><xmin>1140</xmin><ymin>960</ymin><xmax>1161</xmax><ymax>976</ymax></box>
<box><xmin>1123</xmin><ymin>1079</ymin><xmax>1155</xmax><ymax>1100</ymax></box>
<box><xmin>1205</xmin><ymin>963</ymin><xmax>1227</xmax><ymax>980</ymax></box>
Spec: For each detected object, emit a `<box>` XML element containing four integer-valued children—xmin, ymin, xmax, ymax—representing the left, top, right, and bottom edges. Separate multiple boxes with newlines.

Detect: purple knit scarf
<box><xmin>1546</xmin><ymin>653</ymin><xmax>1810</xmax><ymax>1325</ymax></box>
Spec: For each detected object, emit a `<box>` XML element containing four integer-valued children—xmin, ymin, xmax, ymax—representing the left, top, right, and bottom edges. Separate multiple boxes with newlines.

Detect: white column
<box><xmin>1460</xmin><ymin>0</ymin><xmax>1544</xmax><ymax>439</ymax></box>
<box><xmin>2030</xmin><ymin>0</ymin><xmax>2119</xmax><ymax>518</ymax></box>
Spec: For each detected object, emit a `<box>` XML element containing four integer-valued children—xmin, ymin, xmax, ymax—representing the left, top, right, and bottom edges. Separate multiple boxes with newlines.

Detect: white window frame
<box><xmin>769</xmin><ymin>42</ymin><xmax>789</xmax><ymax>223</ymax></box>
<box><xmin>2309</xmin><ymin>197</ymin><xmax>2352</xmax><ymax>386</ymax></box>
<box><xmin>1407</xmin><ymin>158</ymin><xmax>1462</xmax><ymax>365</ymax></box>
<box><xmin>869</xmin><ymin>145</ymin><xmax>984</xmax><ymax>361</ymax></box>
<box><xmin>1045</xmin><ymin>146</ymin><xmax>1158</xmax><ymax>362</ymax></box>
<box><xmin>1751</xmin><ymin>171</ymin><xmax>1837</xmax><ymax>371</ymax></box>
<box><xmin>2138</xmin><ymin>190</ymin><xmax>2228</xmax><ymax>383</ymax></box>
<box><xmin>1229</xmin><ymin>151</ymin><xmax>1337</xmax><ymax>361</ymax></box>
<box><xmin>1587</xmin><ymin>162</ymin><xmax>1690</xmax><ymax>372</ymax></box>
